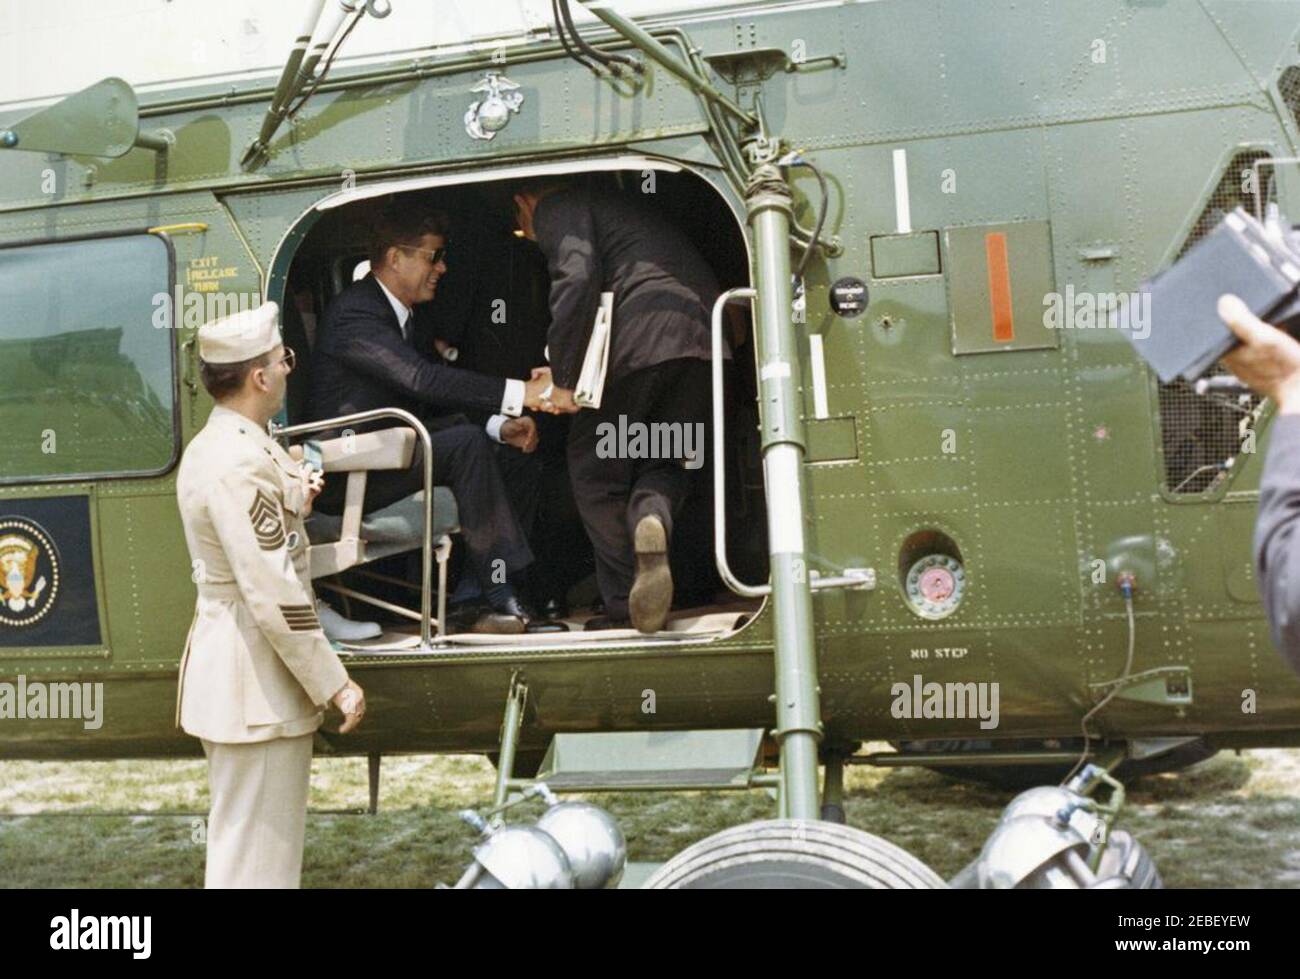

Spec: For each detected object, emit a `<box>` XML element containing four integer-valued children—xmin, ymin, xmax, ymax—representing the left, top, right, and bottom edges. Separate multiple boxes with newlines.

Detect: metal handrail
<box><xmin>711</xmin><ymin>289</ymin><xmax>876</xmax><ymax>598</ymax></box>
<box><xmin>712</xmin><ymin>287</ymin><xmax>769</xmax><ymax>598</ymax></box>
<box><xmin>315</xmin><ymin>580</ymin><xmax>421</xmax><ymax>623</ymax></box>
<box><xmin>272</xmin><ymin>407</ymin><xmax>436</xmax><ymax>648</ymax></box>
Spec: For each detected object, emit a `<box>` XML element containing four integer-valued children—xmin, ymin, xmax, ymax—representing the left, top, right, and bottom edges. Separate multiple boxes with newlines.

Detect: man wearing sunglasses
<box><xmin>309</xmin><ymin>206</ymin><xmax>553</xmax><ymax>633</ymax></box>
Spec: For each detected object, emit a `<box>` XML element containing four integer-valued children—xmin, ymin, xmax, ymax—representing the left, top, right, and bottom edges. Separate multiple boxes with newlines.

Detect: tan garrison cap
<box><xmin>198</xmin><ymin>301</ymin><xmax>282</xmax><ymax>364</ymax></box>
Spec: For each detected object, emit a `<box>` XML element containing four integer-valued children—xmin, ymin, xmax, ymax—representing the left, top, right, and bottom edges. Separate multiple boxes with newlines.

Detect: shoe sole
<box><xmin>629</xmin><ymin>515</ymin><xmax>672</xmax><ymax>634</ymax></box>
<box><xmin>471</xmin><ymin>614</ymin><xmax>527</xmax><ymax>636</ymax></box>
<box><xmin>526</xmin><ymin>621</ymin><xmax>571</xmax><ymax>633</ymax></box>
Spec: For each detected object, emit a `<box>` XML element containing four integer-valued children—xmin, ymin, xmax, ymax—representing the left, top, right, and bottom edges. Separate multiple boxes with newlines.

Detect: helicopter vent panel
<box><xmin>1157</xmin><ymin>150</ymin><xmax>1269</xmax><ymax>494</ymax></box>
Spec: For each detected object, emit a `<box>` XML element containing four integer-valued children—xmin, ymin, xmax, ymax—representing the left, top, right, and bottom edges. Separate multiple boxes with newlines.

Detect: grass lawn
<box><xmin>2</xmin><ymin>746</ymin><xmax>1298</xmax><ymax>888</ymax></box>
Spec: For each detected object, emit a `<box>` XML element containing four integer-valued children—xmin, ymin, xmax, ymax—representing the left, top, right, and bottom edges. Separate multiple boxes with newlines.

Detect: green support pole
<box><xmin>493</xmin><ymin>674</ymin><xmax>527</xmax><ymax>810</ymax></box>
<box><xmin>746</xmin><ymin>164</ymin><xmax>823</xmax><ymax>821</ymax></box>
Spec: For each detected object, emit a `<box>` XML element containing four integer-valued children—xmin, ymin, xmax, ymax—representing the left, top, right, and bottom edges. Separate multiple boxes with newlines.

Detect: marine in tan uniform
<box><xmin>176</xmin><ymin>301</ymin><xmax>365</xmax><ymax>889</ymax></box>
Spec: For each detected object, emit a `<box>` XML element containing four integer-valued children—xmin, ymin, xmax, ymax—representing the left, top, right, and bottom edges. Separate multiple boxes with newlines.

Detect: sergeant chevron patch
<box><xmin>279</xmin><ymin>603</ymin><xmax>319</xmax><ymax>632</ymax></box>
<box><xmin>248</xmin><ymin>489</ymin><xmax>286</xmax><ymax>551</ymax></box>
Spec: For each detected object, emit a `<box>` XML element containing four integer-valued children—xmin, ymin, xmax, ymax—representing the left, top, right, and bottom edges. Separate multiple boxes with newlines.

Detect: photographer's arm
<box><xmin>1220</xmin><ymin>294</ymin><xmax>1300</xmax><ymax>674</ymax></box>
<box><xmin>1219</xmin><ymin>294</ymin><xmax>1300</xmax><ymax>412</ymax></box>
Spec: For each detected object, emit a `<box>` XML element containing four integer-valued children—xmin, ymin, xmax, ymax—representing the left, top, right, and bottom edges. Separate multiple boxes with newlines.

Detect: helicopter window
<box><xmin>0</xmin><ymin>233</ymin><xmax>177</xmax><ymax>484</ymax></box>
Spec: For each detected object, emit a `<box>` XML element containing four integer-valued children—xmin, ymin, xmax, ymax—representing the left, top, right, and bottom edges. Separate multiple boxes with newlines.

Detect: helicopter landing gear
<box><xmin>819</xmin><ymin>747</ymin><xmax>850</xmax><ymax>824</ymax></box>
<box><xmin>644</xmin><ymin>819</ymin><xmax>948</xmax><ymax>888</ymax></box>
<box><xmin>368</xmin><ymin>751</ymin><xmax>381</xmax><ymax>815</ymax></box>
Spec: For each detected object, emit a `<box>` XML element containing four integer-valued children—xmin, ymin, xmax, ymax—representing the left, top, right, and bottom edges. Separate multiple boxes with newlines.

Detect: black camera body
<box><xmin>1129</xmin><ymin>206</ymin><xmax>1300</xmax><ymax>382</ymax></box>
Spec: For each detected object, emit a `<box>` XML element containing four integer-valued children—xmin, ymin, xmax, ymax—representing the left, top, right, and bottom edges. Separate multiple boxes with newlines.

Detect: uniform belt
<box><xmin>196</xmin><ymin>582</ymin><xmax>242</xmax><ymax>600</ymax></box>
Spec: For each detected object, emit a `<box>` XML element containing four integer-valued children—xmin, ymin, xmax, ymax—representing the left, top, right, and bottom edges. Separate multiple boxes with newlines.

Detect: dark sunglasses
<box><xmin>401</xmin><ymin>245</ymin><xmax>447</xmax><ymax>266</ymax></box>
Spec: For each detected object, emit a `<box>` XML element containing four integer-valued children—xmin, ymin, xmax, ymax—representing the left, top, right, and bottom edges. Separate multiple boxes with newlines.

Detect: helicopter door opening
<box><xmin>273</xmin><ymin>163</ymin><xmax>767</xmax><ymax>648</ymax></box>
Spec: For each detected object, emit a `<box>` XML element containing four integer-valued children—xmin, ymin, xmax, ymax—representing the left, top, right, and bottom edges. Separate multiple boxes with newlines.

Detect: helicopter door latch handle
<box><xmin>809</xmin><ymin>568</ymin><xmax>876</xmax><ymax>591</ymax></box>
<box><xmin>181</xmin><ymin>337</ymin><xmax>198</xmax><ymax>395</ymax></box>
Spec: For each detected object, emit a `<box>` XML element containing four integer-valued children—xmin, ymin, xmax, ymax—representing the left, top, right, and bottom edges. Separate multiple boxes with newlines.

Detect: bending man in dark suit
<box><xmin>514</xmin><ymin>179</ymin><xmax>721</xmax><ymax>633</ymax></box>
<box><xmin>309</xmin><ymin>206</ymin><xmax>552</xmax><ymax>633</ymax></box>
<box><xmin>1219</xmin><ymin>293</ymin><xmax>1300</xmax><ymax>674</ymax></box>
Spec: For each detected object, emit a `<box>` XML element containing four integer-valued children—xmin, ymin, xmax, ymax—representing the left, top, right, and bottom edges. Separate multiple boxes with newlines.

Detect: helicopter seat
<box><xmin>305</xmin><ymin>487</ymin><xmax>459</xmax><ymax>574</ymax></box>
<box><xmin>292</xmin><ymin>428</ymin><xmax>460</xmax><ymax>578</ymax></box>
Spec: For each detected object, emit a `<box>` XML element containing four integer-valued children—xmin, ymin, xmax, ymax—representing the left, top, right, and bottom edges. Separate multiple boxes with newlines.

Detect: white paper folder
<box><xmin>573</xmin><ymin>291</ymin><xmax>614</xmax><ymax>409</ymax></box>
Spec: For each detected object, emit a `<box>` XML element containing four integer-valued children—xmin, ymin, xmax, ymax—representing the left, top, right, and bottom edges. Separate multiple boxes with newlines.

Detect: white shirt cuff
<box><xmin>500</xmin><ymin>378</ymin><xmax>525</xmax><ymax>417</ymax></box>
<box><xmin>486</xmin><ymin>414</ymin><xmax>508</xmax><ymax>443</ymax></box>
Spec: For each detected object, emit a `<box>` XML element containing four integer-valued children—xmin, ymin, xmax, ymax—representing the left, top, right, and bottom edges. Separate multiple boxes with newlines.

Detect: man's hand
<box><xmin>302</xmin><ymin>469</ymin><xmax>324</xmax><ymax>516</ymax></box>
<box><xmin>523</xmin><ymin>367</ymin><xmax>554</xmax><ymax>411</ymax></box>
<box><xmin>332</xmin><ymin>679</ymin><xmax>366</xmax><ymax>734</ymax></box>
<box><xmin>1219</xmin><ymin>294</ymin><xmax>1300</xmax><ymax>414</ymax></box>
<box><xmin>546</xmin><ymin>386</ymin><xmax>580</xmax><ymax>414</ymax></box>
<box><xmin>500</xmin><ymin>415</ymin><xmax>539</xmax><ymax>453</ymax></box>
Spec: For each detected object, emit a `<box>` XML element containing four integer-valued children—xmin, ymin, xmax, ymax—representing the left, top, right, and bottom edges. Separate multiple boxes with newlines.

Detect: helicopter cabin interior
<box><xmin>273</xmin><ymin>165</ymin><xmax>768</xmax><ymax>649</ymax></box>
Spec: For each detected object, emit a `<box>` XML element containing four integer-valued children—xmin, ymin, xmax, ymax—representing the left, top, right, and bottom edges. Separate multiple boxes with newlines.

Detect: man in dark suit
<box><xmin>1219</xmin><ymin>293</ymin><xmax>1300</xmax><ymax>674</ymax></box>
<box><xmin>416</xmin><ymin>216</ymin><xmax>594</xmax><ymax>621</ymax></box>
<box><xmin>309</xmin><ymin>206</ymin><xmax>552</xmax><ymax>633</ymax></box>
<box><xmin>514</xmin><ymin>179</ymin><xmax>721</xmax><ymax>633</ymax></box>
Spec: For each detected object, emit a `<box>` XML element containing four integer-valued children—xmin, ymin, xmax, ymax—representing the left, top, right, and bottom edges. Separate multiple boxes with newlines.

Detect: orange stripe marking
<box><xmin>985</xmin><ymin>232</ymin><xmax>1014</xmax><ymax>343</ymax></box>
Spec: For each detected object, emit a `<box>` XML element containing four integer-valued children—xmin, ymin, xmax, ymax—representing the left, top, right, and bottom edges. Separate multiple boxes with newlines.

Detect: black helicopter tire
<box><xmin>892</xmin><ymin>737</ymin><xmax>1217</xmax><ymax>791</ymax></box>
<box><xmin>643</xmin><ymin>819</ymin><xmax>948</xmax><ymax>889</ymax></box>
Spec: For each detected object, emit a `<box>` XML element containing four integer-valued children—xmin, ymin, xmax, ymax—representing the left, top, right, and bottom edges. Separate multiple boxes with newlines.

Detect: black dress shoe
<box><xmin>444</xmin><ymin>602</ymin><xmax>482</xmax><ymax>633</ymax></box>
<box><xmin>523</xmin><ymin>600</ymin><xmax>569</xmax><ymax>634</ymax></box>
<box><xmin>539</xmin><ymin>597</ymin><xmax>569</xmax><ymax>620</ymax></box>
<box><xmin>488</xmin><ymin>592</ymin><xmax>525</xmax><ymax>613</ymax></box>
<box><xmin>487</xmin><ymin>595</ymin><xmax>569</xmax><ymax>634</ymax></box>
<box><xmin>584</xmin><ymin>614</ymin><xmax>632</xmax><ymax>631</ymax></box>
<box><xmin>445</xmin><ymin>602</ymin><xmax>525</xmax><ymax>636</ymax></box>
<box><xmin>474</xmin><ymin>612</ymin><xmax>527</xmax><ymax>635</ymax></box>
<box><xmin>492</xmin><ymin>594</ymin><xmax>531</xmax><ymax>621</ymax></box>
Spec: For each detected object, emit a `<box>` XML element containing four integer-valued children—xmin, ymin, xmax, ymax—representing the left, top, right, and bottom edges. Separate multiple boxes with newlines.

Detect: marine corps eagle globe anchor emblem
<box><xmin>464</xmin><ymin>72</ymin><xmax>524</xmax><ymax>141</ymax></box>
<box><xmin>0</xmin><ymin>519</ymin><xmax>59</xmax><ymax>626</ymax></box>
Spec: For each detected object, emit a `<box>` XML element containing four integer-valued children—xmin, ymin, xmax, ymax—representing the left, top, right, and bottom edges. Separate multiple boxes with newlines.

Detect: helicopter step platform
<box><xmin>530</xmin><ymin>728</ymin><xmax>767</xmax><ymax>793</ymax></box>
<box><xmin>492</xmin><ymin>676</ymin><xmax>783</xmax><ymax>811</ymax></box>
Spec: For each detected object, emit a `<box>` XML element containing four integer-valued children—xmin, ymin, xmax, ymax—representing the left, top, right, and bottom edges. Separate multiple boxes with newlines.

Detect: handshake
<box><xmin>498</xmin><ymin>367</ymin><xmax>580</xmax><ymax>456</ymax></box>
<box><xmin>522</xmin><ymin>366</ymin><xmax>581</xmax><ymax>416</ymax></box>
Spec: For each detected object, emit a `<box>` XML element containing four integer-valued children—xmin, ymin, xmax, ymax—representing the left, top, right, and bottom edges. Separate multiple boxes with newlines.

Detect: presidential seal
<box><xmin>0</xmin><ymin>518</ymin><xmax>60</xmax><ymax>627</ymax></box>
